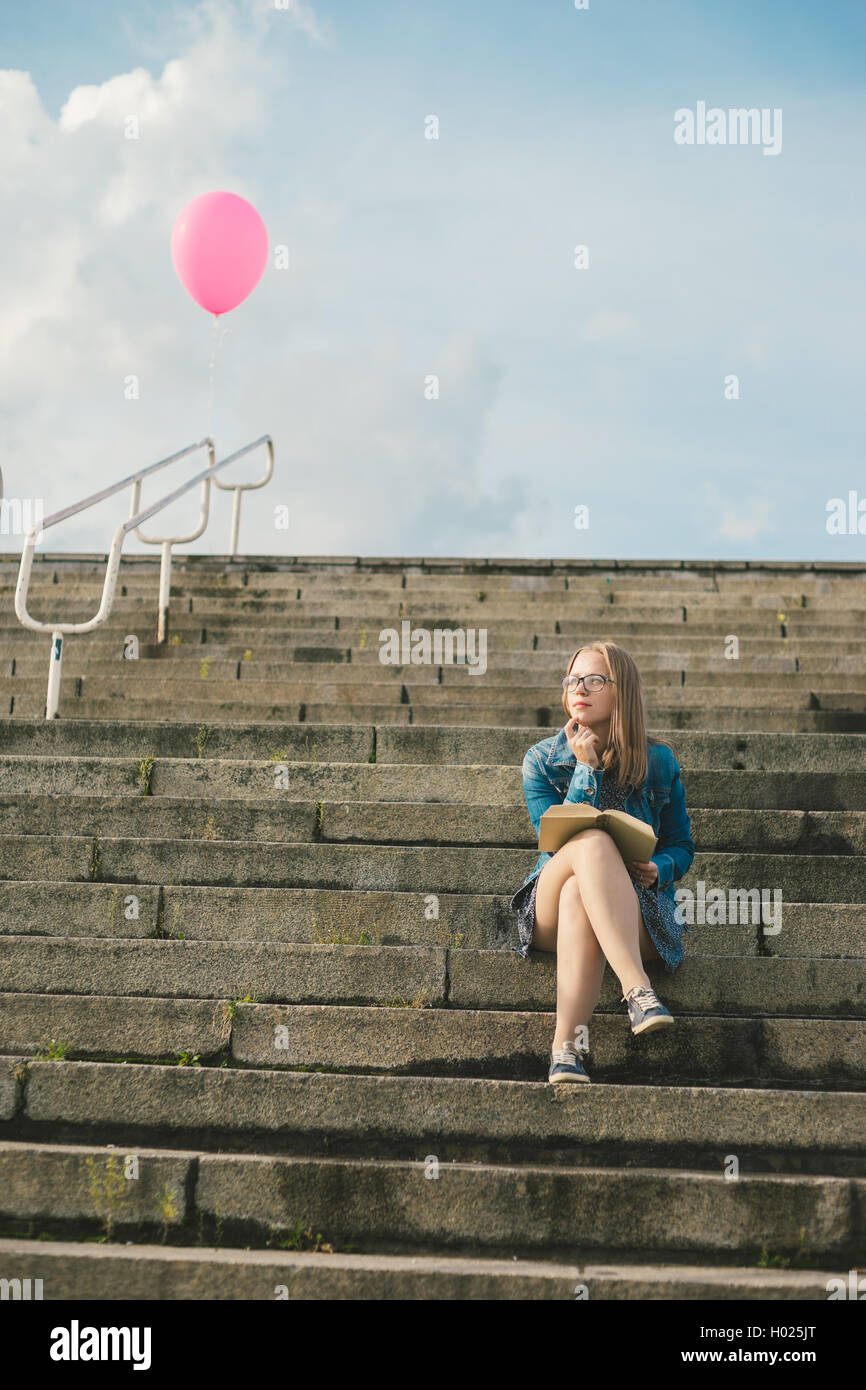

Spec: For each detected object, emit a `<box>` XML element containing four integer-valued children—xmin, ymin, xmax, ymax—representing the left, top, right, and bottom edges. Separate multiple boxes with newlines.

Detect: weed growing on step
<box><xmin>0</xmin><ymin>1224</ymin><xmax>41</xmax><ymax>1241</ymax></box>
<box><xmin>314</xmin><ymin>801</ymin><xmax>324</xmax><ymax>835</ymax></box>
<box><xmin>447</xmin><ymin>930</ymin><xmax>466</xmax><ymax>948</ymax></box>
<box><xmin>194</xmin><ymin>724</ymin><xmax>214</xmax><ymax>758</ymax></box>
<box><xmin>757</xmin><ymin>1226</ymin><xmax>810</xmax><ymax>1270</ymax></box>
<box><xmin>137</xmin><ymin>756</ymin><xmax>155</xmax><ymax>795</ymax></box>
<box><xmin>224</xmin><ymin>992</ymin><xmax>260</xmax><ymax>1021</ymax></box>
<box><xmin>151</xmin><ymin>901</ymin><xmax>168</xmax><ymax>938</ymax></box>
<box><xmin>270</xmin><ymin>1221</ymin><xmax>336</xmax><ymax>1254</ymax></box>
<box><xmin>88</xmin><ymin>836</ymin><xmax>102</xmax><ymax>882</ymax></box>
<box><xmin>243</xmin><ymin>650</ymin><xmax>253</xmax><ymax>661</ymax></box>
<box><xmin>151</xmin><ymin>884</ymin><xmax>181</xmax><ymax>938</ymax></box>
<box><xmin>758</xmin><ymin>1250</ymin><xmax>790</xmax><ymax>1269</ymax></box>
<box><xmin>359</xmin><ymin>628</ymin><xmax>368</xmax><ymax>651</ymax></box>
<box><xmin>202</xmin><ymin>816</ymin><xmax>217</xmax><ymax>840</ymax></box>
<box><xmin>176</xmin><ymin>1051</ymin><xmax>202</xmax><ymax>1066</ymax></box>
<box><xmin>380</xmin><ymin>990</ymin><xmax>431</xmax><ymax>1009</ymax></box>
<box><xmin>33</xmin><ymin>1039</ymin><xmax>69</xmax><ymax>1060</ymax></box>
<box><xmin>157</xmin><ymin>1186</ymin><xmax>179</xmax><ymax>1244</ymax></box>
<box><xmin>311</xmin><ymin>921</ymin><xmax>375</xmax><ymax>946</ymax></box>
<box><xmin>200</xmin><ymin>659</ymin><xmax>211</xmax><ymax>679</ymax></box>
<box><xmin>85</xmin><ymin>1154</ymin><xmax>129</xmax><ymax>1242</ymax></box>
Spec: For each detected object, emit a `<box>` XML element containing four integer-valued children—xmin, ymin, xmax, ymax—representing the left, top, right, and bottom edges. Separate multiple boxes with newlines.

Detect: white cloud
<box><xmin>274</xmin><ymin>0</ymin><xmax>330</xmax><ymax>45</ymax></box>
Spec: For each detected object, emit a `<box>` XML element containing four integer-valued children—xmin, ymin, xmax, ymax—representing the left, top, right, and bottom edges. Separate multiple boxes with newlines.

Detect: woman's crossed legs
<box><xmin>531</xmin><ymin>828</ymin><xmax>661</xmax><ymax>1050</ymax></box>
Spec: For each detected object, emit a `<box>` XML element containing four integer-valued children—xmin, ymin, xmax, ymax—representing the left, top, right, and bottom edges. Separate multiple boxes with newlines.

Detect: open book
<box><xmin>539</xmin><ymin>804</ymin><xmax>657</xmax><ymax>862</ymax></box>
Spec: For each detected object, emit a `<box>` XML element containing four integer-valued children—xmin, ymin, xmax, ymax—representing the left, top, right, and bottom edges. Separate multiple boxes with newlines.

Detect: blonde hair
<box><xmin>560</xmin><ymin>640</ymin><xmax>671</xmax><ymax>792</ymax></box>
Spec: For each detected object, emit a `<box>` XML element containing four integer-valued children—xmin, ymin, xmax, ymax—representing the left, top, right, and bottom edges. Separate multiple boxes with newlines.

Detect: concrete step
<box><xmin>9</xmin><ymin>698</ymin><xmax>864</xmax><ymax>734</ymax></box>
<box><xmin>6</xmin><ymin>568</ymin><xmax>865</xmax><ymax>598</ymax></box>
<box><xmin>7</xmin><ymin>675</ymin><xmax>864</xmax><ymax>711</ymax></box>
<box><xmin>8</xmin><ymin>656</ymin><xmax>866</xmax><ymax>697</ymax></box>
<box><xmin>0</xmin><ymin>1137</ymin><xmax>862</xmax><ymax>1261</ymax></box>
<box><xmin>2</xmin><ymin>994</ymin><xmax>864</xmax><ymax>1088</ymax></box>
<box><xmin>0</xmin><ymin>940</ymin><xmax>862</xmax><ymax>1018</ymax></box>
<box><xmin>8</xmin><ymin>674</ymin><xmax>866</xmax><ymax>717</ymax></box>
<box><xmin>2</xmin><ymin>882</ymin><xmax>862</xmax><ymax>957</ymax></box>
<box><xmin>3</xmin><ymin>796</ymin><xmax>866</xmax><ymax>855</ymax></box>
<box><xmin>6</xmin><ymin>590</ymin><xmax>866</xmax><ymax>627</ymax></box>
<box><xmin>7</xmin><ymin>585</ymin><xmax>866</xmax><ymax>615</ymax></box>
<box><xmin>0</xmin><ymin>1237</ymin><xmax>843</xmax><ymax>1299</ymax></box>
<box><xmin>4</xmin><ymin>1065</ymin><xmax>866</xmax><ymax>1176</ymax></box>
<box><xmin>2</xmin><ymin>833</ymin><xmax>866</xmax><ymax>900</ymax></box>
<box><xmin>1</xmin><ymin>755</ymin><xmax>865</xmax><ymax>811</ymax></box>
<box><xmin>3</xmin><ymin>553</ymin><xmax>862</xmax><ymax>573</ymax></box>
<box><xmin>2</xmin><ymin>719</ymin><xmax>864</xmax><ymax>770</ymax></box>
<box><xmin>9</xmin><ymin>632</ymin><xmax>866</xmax><ymax>668</ymax></box>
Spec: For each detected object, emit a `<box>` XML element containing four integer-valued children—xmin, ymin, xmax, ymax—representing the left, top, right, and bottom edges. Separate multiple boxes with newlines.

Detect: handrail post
<box><xmin>157</xmin><ymin>540</ymin><xmax>173</xmax><ymax>644</ymax></box>
<box><xmin>229</xmin><ymin>490</ymin><xmax>242</xmax><ymax>557</ymax></box>
<box><xmin>46</xmin><ymin>631</ymin><xmax>64</xmax><ymax>720</ymax></box>
<box><xmin>135</xmin><ymin>440</ymin><xmax>216</xmax><ymax>642</ymax></box>
<box><xmin>213</xmin><ymin>436</ymin><xmax>274</xmax><ymax>555</ymax></box>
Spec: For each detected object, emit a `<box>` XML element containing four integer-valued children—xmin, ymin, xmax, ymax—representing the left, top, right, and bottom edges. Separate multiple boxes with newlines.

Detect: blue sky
<box><xmin>0</xmin><ymin>0</ymin><xmax>864</xmax><ymax>560</ymax></box>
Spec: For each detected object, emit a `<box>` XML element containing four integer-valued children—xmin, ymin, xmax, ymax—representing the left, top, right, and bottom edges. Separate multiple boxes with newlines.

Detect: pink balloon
<box><xmin>171</xmin><ymin>191</ymin><xmax>268</xmax><ymax>315</ymax></box>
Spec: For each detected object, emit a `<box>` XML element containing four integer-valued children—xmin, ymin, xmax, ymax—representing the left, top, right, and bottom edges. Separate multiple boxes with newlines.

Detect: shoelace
<box><xmin>626</xmin><ymin>986</ymin><xmax>661</xmax><ymax>1010</ymax></box>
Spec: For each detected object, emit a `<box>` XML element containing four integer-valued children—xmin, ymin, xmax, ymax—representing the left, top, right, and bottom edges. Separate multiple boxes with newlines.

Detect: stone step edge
<box><xmin>3</xmin><ymin>938</ymin><xmax>866</xmax><ymax>961</ymax></box>
<box><xmin>0</xmin><ymin>1236</ymin><xmax>841</xmax><ymax>1299</ymax></box>
<box><xmin>6</xmin><ymin>552</ymin><xmax>866</xmax><ymax>566</ymax></box>
<box><xmin>6</xmin><ymin>833</ymin><xmax>866</xmax><ymax>861</ymax></box>
<box><xmin>6</xmin><ymin>1054</ymin><xmax>866</xmax><ymax>1103</ymax></box>
<box><xmin>6</xmin><ymin>1000</ymin><xmax>866</xmax><ymax>1076</ymax></box>
<box><xmin>0</xmin><ymin>1140</ymin><xmax>862</xmax><ymax>1267</ymax></box>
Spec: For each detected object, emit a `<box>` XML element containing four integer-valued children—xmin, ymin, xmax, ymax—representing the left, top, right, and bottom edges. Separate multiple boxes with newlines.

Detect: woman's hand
<box><xmin>564</xmin><ymin>717</ymin><xmax>601</xmax><ymax>767</ymax></box>
<box><xmin>628</xmin><ymin>860</ymin><xmax>659</xmax><ymax>888</ymax></box>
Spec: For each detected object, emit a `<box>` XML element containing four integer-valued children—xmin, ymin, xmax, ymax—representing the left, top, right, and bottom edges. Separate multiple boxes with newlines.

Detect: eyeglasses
<box><xmin>561</xmin><ymin>674</ymin><xmax>615</xmax><ymax>693</ymax></box>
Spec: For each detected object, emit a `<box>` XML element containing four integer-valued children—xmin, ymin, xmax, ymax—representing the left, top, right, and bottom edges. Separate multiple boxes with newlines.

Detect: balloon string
<box><xmin>207</xmin><ymin>314</ymin><xmax>233</xmax><ymax>447</ymax></box>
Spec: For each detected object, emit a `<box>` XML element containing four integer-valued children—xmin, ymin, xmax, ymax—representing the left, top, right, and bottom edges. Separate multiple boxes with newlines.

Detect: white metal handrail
<box><xmin>130</xmin><ymin>434</ymin><xmax>274</xmax><ymax>642</ymax></box>
<box><xmin>14</xmin><ymin>433</ymin><xmax>274</xmax><ymax>718</ymax></box>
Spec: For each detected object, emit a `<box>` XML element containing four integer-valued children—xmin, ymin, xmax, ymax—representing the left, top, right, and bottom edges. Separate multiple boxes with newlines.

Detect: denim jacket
<box><xmin>517</xmin><ymin>730</ymin><xmax>695</xmax><ymax>918</ymax></box>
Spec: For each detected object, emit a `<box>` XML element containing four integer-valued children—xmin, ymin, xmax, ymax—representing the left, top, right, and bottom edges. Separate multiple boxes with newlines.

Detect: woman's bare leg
<box><xmin>546</xmin><ymin>876</ymin><xmax>607</xmax><ymax>1049</ymax></box>
<box><xmin>533</xmin><ymin>828</ymin><xmax>661</xmax><ymax>999</ymax></box>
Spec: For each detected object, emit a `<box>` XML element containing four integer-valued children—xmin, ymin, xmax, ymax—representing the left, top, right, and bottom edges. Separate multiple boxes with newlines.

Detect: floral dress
<box><xmin>510</xmin><ymin>763</ymin><xmax>686</xmax><ymax>973</ymax></box>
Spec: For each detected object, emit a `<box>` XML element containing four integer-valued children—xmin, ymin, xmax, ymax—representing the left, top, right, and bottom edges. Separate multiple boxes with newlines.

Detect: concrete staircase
<box><xmin>0</xmin><ymin>554</ymin><xmax>864</xmax><ymax>1300</ymax></box>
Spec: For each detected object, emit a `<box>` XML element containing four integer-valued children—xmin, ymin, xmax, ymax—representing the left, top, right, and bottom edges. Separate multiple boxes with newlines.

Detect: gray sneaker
<box><xmin>623</xmin><ymin>984</ymin><xmax>674</xmax><ymax>1035</ymax></box>
<box><xmin>548</xmin><ymin>1039</ymin><xmax>590</xmax><ymax>1084</ymax></box>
